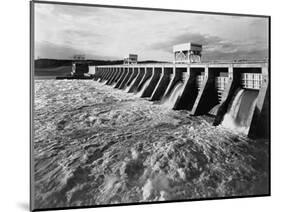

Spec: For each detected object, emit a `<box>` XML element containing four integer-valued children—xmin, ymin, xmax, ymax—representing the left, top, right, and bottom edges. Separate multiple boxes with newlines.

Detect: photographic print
<box><xmin>30</xmin><ymin>1</ymin><xmax>270</xmax><ymax>211</ymax></box>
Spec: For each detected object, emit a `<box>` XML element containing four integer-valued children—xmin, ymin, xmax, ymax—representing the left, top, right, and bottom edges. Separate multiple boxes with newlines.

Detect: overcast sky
<box><xmin>34</xmin><ymin>3</ymin><xmax>269</xmax><ymax>61</ymax></box>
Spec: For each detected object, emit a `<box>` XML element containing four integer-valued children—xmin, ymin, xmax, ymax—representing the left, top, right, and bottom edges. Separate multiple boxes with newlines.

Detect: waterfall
<box><xmin>111</xmin><ymin>81</ymin><xmax>117</xmax><ymax>87</ymax></box>
<box><xmin>221</xmin><ymin>88</ymin><xmax>258</xmax><ymax>134</ymax></box>
<box><xmin>162</xmin><ymin>83</ymin><xmax>184</xmax><ymax>108</ymax></box>
<box><xmin>125</xmin><ymin>77</ymin><xmax>136</xmax><ymax>92</ymax></box>
<box><xmin>209</xmin><ymin>104</ymin><xmax>221</xmax><ymax>116</ymax></box>
<box><xmin>125</xmin><ymin>84</ymin><xmax>131</xmax><ymax>92</ymax></box>
<box><xmin>136</xmin><ymin>77</ymin><xmax>151</xmax><ymax>97</ymax></box>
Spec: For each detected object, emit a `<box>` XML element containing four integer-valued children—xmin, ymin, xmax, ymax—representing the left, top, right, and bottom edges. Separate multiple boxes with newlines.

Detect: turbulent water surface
<box><xmin>34</xmin><ymin>80</ymin><xmax>269</xmax><ymax>209</ymax></box>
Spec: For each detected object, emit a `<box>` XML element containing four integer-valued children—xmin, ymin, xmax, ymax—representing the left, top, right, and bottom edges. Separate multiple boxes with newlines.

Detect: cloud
<box><xmin>150</xmin><ymin>30</ymin><xmax>268</xmax><ymax>61</ymax></box>
<box><xmin>203</xmin><ymin>49</ymin><xmax>268</xmax><ymax>61</ymax></box>
<box><xmin>34</xmin><ymin>3</ymin><xmax>269</xmax><ymax>61</ymax></box>
<box><xmin>150</xmin><ymin>31</ymin><xmax>222</xmax><ymax>52</ymax></box>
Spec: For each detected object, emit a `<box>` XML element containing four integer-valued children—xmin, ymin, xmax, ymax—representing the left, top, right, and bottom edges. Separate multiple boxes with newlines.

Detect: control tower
<box><xmin>173</xmin><ymin>43</ymin><xmax>202</xmax><ymax>64</ymax></box>
<box><xmin>124</xmin><ymin>54</ymin><xmax>138</xmax><ymax>65</ymax></box>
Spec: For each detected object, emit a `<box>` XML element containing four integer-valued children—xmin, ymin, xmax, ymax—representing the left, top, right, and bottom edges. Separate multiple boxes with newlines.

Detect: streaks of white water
<box><xmin>33</xmin><ymin>80</ymin><xmax>268</xmax><ymax>208</ymax></box>
<box><xmin>221</xmin><ymin>89</ymin><xmax>258</xmax><ymax>134</ymax></box>
<box><xmin>162</xmin><ymin>83</ymin><xmax>184</xmax><ymax>109</ymax></box>
<box><xmin>136</xmin><ymin>77</ymin><xmax>151</xmax><ymax>97</ymax></box>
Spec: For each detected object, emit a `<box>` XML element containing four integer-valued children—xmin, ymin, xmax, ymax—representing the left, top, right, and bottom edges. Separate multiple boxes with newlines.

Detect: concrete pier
<box><xmin>106</xmin><ymin>68</ymin><xmax>119</xmax><ymax>85</ymax></box>
<box><xmin>161</xmin><ymin>67</ymin><xmax>187</xmax><ymax>101</ymax></box>
<box><xmin>114</xmin><ymin>68</ymin><xmax>127</xmax><ymax>88</ymax></box>
<box><xmin>150</xmin><ymin>67</ymin><xmax>173</xmax><ymax>101</ymax></box>
<box><xmin>136</xmin><ymin>67</ymin><xmax>153</xmax><ymax>93</ymax></box>
<box><xmin>214</xmin><ymin>66</ymin><xmax>265</xmax><ymax>125</ymax></box>
<box><xmin>174</xmin><ymin>67</ymin><xmax>204</xmax><ymax>110</ymax></box>
<box><xmin>128</xmin><ymin>68</ymin><xmax>145</xmax><ymax>93</ymax></box>
<box><xmin>248</xmin><ymin>65</ymin><xmax>269</xmax><ymax>138</ymax></box>
<box><xmin>93</xmin><ymin>61</ymin><xmax>269</xmax><ymax>138</ymax></box>
<box><xmin>97</xmin><ymin>69</ymin><xmax>106</xmax><ymax>81</ymax></box>
<box><xmin>106</xmin><ymin>68</ymin><xmax>116</xmax><ymax>85</ymax></box>
<box><xmin>191</xmin><ymin>67</ymin><xmax>229</xmax><ymax>115</ymax></box>
<box><xmin>119</xmin><ymin>68</ymin><xmax>133</xmax><ymax>89</ymax></box>
<box><xmin>111</xmin><ymin>68</ymin><xmax>123</xmax><ymax>86</ymax></box>
<box><xmin>103</xmin><ymin>68</ymin><xmax>111</xmax><ymax>81</ymax></box>
<box><xmin>102</xmin><ymin>68</ymin><xmax>111</xmax><ymax>82</ymax></box>
<box><xmin>101</xmin><ymin>68</ymin><xmax>108</xmax><ymax>81</ymax></box>
<box><xmin>126</xmin><ymin>68</ymin><xmax>139</xmax><ymax>88</ymax></box>
<box><xmin>141</xmin><ymin>67</ymin><xmax>162</xmax><ymax>98</ymax></box>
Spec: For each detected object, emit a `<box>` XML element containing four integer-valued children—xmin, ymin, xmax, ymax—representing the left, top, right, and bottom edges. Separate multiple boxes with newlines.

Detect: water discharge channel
<box><xmin>162</xmin><ymin>82</ymin><xmax>184</xmax><ymax>109</ymax></box>
<box><xmin>221</xmin><ymin>89</ymin><xmax>259</xmax><ymax>134</ymax></box>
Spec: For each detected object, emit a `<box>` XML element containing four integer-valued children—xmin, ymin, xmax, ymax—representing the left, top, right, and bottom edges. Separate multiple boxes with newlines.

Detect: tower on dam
<box><xmin>124</xmin><ymin>54</ymin><xmax>138</xmax><ymax>65</ymax></box>
<box><xmin>173</xmin><ymin>42</ymin><xmax>202</xmax><ymax>64</ymax></box>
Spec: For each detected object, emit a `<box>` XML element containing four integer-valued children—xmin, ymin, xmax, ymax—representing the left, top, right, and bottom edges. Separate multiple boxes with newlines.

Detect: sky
<box><xmin>34</xmin><ymin>3</ymin><xmax>269</xmax><ymax>61</ymax></box>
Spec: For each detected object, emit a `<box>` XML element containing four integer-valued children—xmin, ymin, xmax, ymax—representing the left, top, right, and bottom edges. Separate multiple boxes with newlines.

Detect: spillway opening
<box><xmin>177</xmin><ymin>67</ymin><xmax>205</xmax><ymax>111</ymax></box>
<box><xmin>119</xmin><ymin>67</ymin><xmax>132</xmax><ymax>89</ymax></box>
<box><xmin>195</xmin><ymin>71</ymin><xmax>205</xmax><ymax>108</ymax></box>
<box><xmin>216</xmin><ymin>73</ymin><xmax>229</xmax><ymax>103</ymax></box>
<box><xmin>235</xmin><ymin>67</ymin><xmax>263</xmax><ymax>90</ymax></box>
<box><xmin>124</xmin><ymin>68</ymin><xmax>137</xmax><ymax>92</ymax></box>
<box><xmin>195</xmin><ymin>68</ymin><xmax>205</xmax><ymax>90</ymax></box>
<box><xmin>107</xmin><ymin>68</ymin><xmax>119</xmax><ymax>85</ymax></box>
<box><xmin>213</xmin><ymin>67</ymin><xmax>264</xmax><ymax>131</ymax></box>
<box><xmin>128</xmin><ymin>67</ymin><xmax>145</xmax><ymax>93</ymax></box>
<box><xmin>114</xmin><ymin>67</ymin><xmax>127</xmax><ymax>88</ymax></box>
<box><xmin>241</xmin><ymin>73</ymin><xmax>262</xmax><ymax>90</ymax></box>
<box><xmin>221</xmin><ymin>88</ymin><xmax>259</xmax><ymax>134</ymax></box>
<box><xmin>161</xmin><ymin>67</ymin><xmax>187</xmax><ymax>108</ymax></box>
<box><xmin>162</xmin><ymin>82</ymin><xmax>184</xmax><ymax>108</ymax></box>
<box><xmin>195</xmin><ymin>69</ymin><xmax>205</xmax><ymax>92</ymax></box>
<box><xmin>220</xmin><ymin>67</ymin><xmax>262</xmax><ymax>134</ymax></box>
<box><xmin>111</xmin><ymin>68</ymin><xmax>121</xmax><ymax>85</ymax></box>
<box><xmin>126</xmin><ymin>68</ymin><xmax>137</xmax><ymax>87</ymax></box>
<box><xmin>136</xmin><ymin>77</ymin><xmax>151</xmax><ymax>97</ymax></box>
<box><xmin>149</xmin><ymin>67</ymin><xmax>173</xmax><ymax>101</ymax></box>
<box><xmin>135</xmin><ymin>68</ymin><xmax>153</xmax><ymax>96</ymax></box>
<box><xmin>141</xmin><ymin>67</ymin><xmax>163</xmax><ymax>98</ymax></box>
<box><xmin>208</xmin><ymin>68</ymin><xmax>229</xmax><ymax>116</ymax></box>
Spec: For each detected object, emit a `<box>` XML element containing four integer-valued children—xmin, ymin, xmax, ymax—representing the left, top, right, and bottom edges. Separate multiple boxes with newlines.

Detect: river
<box><xmin>33</xmin><ymin>80</ymin><xmax>269</xmax><ymax>209</ymax></box>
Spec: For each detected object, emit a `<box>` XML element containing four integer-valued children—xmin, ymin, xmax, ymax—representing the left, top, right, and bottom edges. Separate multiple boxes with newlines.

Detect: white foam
<box><xmin>162</xmin><ymin>83</ymin><xmax>184</xmax><ymax>109</ymax></box>
<box><xmin>136</xmin><ymin>78</ymin><xmax>151</xmax><ymax>97</ymax></box>
<box><xmin>142</xmin><ymin>179</ymin><xmax>153</xmax><ymax>200</ymax></box>
<box><xmin>221</xmin><ymin>89</ymin><xmax>258</xmax><ymax>134</ymax></box>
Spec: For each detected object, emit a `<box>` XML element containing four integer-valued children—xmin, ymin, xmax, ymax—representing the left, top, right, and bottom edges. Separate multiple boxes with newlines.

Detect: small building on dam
<box><xmin>91</xmin><ymin>42</ymin><xmax>269</xmax><ymax>139</ymax></box>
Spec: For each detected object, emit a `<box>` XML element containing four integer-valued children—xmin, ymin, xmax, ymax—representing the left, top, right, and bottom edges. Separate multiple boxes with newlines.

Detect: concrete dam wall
<box><xmin>91</xmin><ymin>62</ymin><xmax>269</xmax><ymax>138</ymax></box>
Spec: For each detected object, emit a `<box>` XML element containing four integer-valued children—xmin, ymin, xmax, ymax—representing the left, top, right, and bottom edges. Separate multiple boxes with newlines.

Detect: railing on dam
<box><xmin>94</xmin><ymin>61</ymin><xmax>267</xmax><ymax>69</ymax></box>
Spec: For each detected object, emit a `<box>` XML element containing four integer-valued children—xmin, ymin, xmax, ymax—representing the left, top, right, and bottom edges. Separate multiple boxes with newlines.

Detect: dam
<box><xmin>91</xmin><ymin>43</ymin><xmax>269</xmax><ymax>139</ymax></box>
<box><xmin>34</xmin><ymin>44</ymin><xmax>270</xmax><ymax>208</ymax></box>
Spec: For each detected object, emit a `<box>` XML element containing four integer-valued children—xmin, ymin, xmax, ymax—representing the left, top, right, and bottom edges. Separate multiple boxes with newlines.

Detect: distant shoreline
<box><xmin>34</xmin><ymin>76</ymin><xmax>57</xmax><ymax>80</ymax></box>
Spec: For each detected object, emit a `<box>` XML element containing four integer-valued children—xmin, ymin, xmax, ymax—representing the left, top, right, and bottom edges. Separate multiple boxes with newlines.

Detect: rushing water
<box><xmin>162</xmin><ymin>83</ymin><xmax>184</xmax><ymax>109</ymax></box>
<box><xmin>34</xmin><ymin>80</ymin><xmax>269</xmax><ymax>209</ymax></box>
<box><xmin>136</xmin><ymin>77</ymin><xmax>151</xmax><ymax>97</ymax></box>
<box><xmin>222</xmin><ymin>89</ymin><xmax>259</xmax><ymax>134</ymax></box>
<box><xmin>125</xmin><ymin>84</ymin><xmax>131</xmax><ymax>92</ymax></box>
